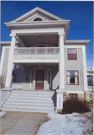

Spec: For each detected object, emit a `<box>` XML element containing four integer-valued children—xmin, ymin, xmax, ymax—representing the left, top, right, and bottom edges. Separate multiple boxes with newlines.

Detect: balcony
<box><xmin>13</xmin><ymin>47</ymin><xmax>59</xmax><ymax>63</ymax></box>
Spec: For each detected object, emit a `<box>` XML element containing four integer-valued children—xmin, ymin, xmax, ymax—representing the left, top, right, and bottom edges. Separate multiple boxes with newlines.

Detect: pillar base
<box><xmin>56</xmin><ymin>89</ymin><xmax>64</xmax><ymax>113</ymax></box>
<box><xmin>84</xmin><ymin>91</ymin><xmax>90</xmax><ymax>102</ymax></box>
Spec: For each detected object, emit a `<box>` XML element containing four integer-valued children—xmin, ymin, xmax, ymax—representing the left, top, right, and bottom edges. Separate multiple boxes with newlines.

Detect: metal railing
<box><xmin>14</xmin><ymin>47</ymin><xmax>59</xmax><ymax>55</ymax></box>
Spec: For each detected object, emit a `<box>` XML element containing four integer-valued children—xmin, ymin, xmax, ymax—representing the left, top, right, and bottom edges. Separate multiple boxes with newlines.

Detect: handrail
<box><xmin>14</xmin><ymin>47</ymin><xmax>59</xmax><ymax>55</ymax></box>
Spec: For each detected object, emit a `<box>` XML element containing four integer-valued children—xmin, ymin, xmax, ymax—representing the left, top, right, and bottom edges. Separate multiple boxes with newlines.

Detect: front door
<box><xmin>35</xmin><ymin>70</ymin><xmax>44</xmax><ymax>89</ymax></box>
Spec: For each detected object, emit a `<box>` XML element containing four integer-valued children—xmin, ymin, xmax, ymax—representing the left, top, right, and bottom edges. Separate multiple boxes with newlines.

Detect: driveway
<box><xmin>0</xmin><ymin>111</ymin><xmax>49</xmax><ymax>135</ymax></box>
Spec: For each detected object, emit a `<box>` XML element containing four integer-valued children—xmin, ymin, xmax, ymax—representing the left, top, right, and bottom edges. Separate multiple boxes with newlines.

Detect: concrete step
<box><xmin>10</xmin><ymin>94</ymin><xmax>55</xmax><ymax>99</ymax></box>
<box><xmin>11</xmin><ymin>93</ymin><xmax>54</xmax><ymax>98</ymax></box>
<box><xmin>11</xmin><ymin>90</ymin><xmax>55</xmax><ymax>95</ymax></box>
<box><xmin>5</xmin><ymin>101</ymin><xmax>54</xmax><ymax>107</ymax></box>
<box><xmin>3</xmin><ymin>104</ymin><xmax>54</xmax><ymax>110</ymax></box>
<box><xmin>7</xmin><ymin>98</ymin><xmax>54</xmax><ymax>103</ymax></box>
<box><xmin>9</xmin><ymin>95</ymin><xmax>54</xmax><ymax>100</ymax></box>
<box><xmin>1</xmin><ymin>90</ymin><xmax>56</xmax><ymax>113</ymax></box>
<box><xmin>0</xmin><ymin>107</ymin><xmax>54</xmax><ymax>113</ymax></box>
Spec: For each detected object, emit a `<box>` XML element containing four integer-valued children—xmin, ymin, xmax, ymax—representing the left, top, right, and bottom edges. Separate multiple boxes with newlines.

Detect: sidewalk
<box><xmin>0</xmin><ymin>111</ymin><xmax>49</xmax><ymax>135</ymax></box>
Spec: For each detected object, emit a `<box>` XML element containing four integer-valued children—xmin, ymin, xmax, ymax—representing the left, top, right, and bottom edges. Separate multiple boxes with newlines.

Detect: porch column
<box><xmin>5</xmin><ymin>33</ymin><xmax>16</xmax><ymax>88</ymax></box>
<box><xmin>58</xmin><ymin>32</ymin><xmax>65</xmax><ymax>90</ymax></box>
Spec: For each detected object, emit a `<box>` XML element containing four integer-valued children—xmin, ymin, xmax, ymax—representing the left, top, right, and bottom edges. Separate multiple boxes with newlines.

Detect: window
<box><xmin>67</xmin><ymin>48</ymin><xmax>77</xmax><ymax>60</ymax></box>
<box><xmin>67</xmin><ymin>70</ymin><xmax>79</xmax><ymax>85</ymax></box>
<box><xmin>87</xmin><ymin>75</ymin><xmax>93</xmax><ymax>86</ymax></box>
<box><xmin>69</xmin><ymin>94</ymin><xmax>77</xmax><ymax>99</ymax></box>
<box><xmin>33</xmin><ymin>18</ymin><xmax>42</xmax><ymax>21</ymax></box>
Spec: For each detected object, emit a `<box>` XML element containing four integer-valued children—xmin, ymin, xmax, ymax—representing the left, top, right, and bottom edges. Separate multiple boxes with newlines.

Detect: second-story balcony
<box><xmin>13</xmin><ymin>47</ymin><xmax>59</xmax><ymax>63</ymax></box>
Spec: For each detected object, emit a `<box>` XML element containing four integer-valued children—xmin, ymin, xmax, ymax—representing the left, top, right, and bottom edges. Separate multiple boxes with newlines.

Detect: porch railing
<box><xmin>14</xmin><ymin>47</ymin><xmax>59</xmax><ymax>55</ymax></box>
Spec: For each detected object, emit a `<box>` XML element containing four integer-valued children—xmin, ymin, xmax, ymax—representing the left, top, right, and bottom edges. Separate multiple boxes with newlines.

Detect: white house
<box><xmin>0</xmin><ymin>7</ymin><xmax>90</xmax><ymax>113</ymax></box>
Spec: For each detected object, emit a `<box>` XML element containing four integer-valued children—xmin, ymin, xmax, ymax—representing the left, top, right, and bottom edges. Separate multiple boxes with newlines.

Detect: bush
<box><xmin>62</xmin><ymin>99</ymin><xmax>91</xmax><ymax>114</ymax></box>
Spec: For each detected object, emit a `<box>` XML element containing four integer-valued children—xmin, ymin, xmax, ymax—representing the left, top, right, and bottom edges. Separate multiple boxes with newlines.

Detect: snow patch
<box><xmin>0</xmin><ymin>111</ymin><xmax>6</xmax><ymax>117</ymax></box>
<box><xmin>37</xmin><ymin>111</ymin><xmax>93</xmax><ymax>135</ymax></box>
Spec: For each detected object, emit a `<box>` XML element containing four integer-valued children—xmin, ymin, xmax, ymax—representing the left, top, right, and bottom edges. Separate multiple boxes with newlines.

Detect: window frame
<box><xmin>67</xmin><ymin>48</ymin><xmax>77</xmax><ymax>60</ymax></box>
<box><xmin>66</xmin><ymin>70</ymin><xmax>79</xmax><ymax>85</ymax></box>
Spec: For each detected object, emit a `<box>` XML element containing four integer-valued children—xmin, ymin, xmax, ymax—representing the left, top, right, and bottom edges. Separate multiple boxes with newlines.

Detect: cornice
<box><xmin>5</xmin><ymin>20</ymin><xmax>70</xmax><ymax>27</ymax></box>
<box><xmin>65</xmin><ymin>40</ymin><xmax>90</xmax><ymax>46</ymax></box>
<box><xmin>0</xmin><ymin>41</ymin><xmax>19</xmax><ymax>46</ymax></box>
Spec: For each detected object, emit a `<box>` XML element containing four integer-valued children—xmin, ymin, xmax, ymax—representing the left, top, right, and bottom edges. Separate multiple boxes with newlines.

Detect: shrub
<box><xmin>62</xmin><ymin>99</ymin><xmax>91</xmax><ymax>114</ymax></box>
<box><xmin>0</xmin><ymin>74</ymin><xmax>5</xmax><ymax>88</ymax></box>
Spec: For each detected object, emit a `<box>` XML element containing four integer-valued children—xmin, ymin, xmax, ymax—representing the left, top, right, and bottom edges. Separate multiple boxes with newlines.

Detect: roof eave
<box><xmin>0</xmin><ymin>41</ymin><xmax>19</xmax><ymax>46</ymax></box>
<box><xmin>65</xmin><ymin>40</ymin><xmax>91</xmax><ymax>46</ymax></box>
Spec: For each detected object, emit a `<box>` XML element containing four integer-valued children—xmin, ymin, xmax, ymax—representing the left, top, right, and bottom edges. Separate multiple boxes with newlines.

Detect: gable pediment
<box><xmin>9</xmin><ymin>7</ymin><xmax>65</xmax><ymax>23</ymax></box>
<box><xmin>23</xmin><ymin>12</ymin><xmax>57</xmax><ymax>22</ymax></box>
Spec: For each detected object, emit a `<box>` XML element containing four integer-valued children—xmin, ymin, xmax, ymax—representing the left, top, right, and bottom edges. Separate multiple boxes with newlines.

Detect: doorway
<box><xmin>35</xmin><ymin>70</ymin><xmax>44</xmax><ymax>90</ymax></box>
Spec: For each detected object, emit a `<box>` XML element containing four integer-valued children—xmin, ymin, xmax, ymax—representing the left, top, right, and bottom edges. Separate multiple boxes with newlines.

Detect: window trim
<box><xmin>67</xmin><ymin>48</ymin><xmax>77</xmax><ymax>60</ymax></box>
<box><xmin>66</xmin><ymin>70</ymin><xmax>79</xmax><ymax>85</ymax></box>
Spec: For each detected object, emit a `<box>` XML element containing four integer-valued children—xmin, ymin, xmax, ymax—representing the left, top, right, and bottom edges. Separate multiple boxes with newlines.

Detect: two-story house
<box><xmin>0</xmin><ymin>7</ymin><xmax>90</xmax><ymax>113</ymax></box>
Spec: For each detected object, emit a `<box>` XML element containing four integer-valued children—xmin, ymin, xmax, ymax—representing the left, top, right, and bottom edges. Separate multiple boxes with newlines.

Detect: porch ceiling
<box><xmin>17</xmin><ymin>34</ymin><xmax>58</xmax><ymax>47</ymax></box>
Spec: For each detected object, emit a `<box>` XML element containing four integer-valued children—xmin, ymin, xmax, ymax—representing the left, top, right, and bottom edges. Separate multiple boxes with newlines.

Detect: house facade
<box><xmin>0</xmin><ymin>7</ymin><xmax>90</xmax><ymax>112</ymax></box>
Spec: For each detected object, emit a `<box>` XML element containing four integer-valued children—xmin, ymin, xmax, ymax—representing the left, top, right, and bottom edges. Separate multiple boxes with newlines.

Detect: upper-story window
<box><xmin>67</xmin><ymin>48</ymin><xmax>77</xmax><ymax>60</ymax></box>
<box><xmin>33</xmin><ymin>18</ymin><xmax>42</xmax><ymax>21</ymax></box>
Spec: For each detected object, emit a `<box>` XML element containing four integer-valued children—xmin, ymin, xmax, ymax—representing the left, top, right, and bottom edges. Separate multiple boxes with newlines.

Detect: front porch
<box><xmin>11</xmin><ymin>63</ymin><xmax>59</xmax><ymax>90</ymax></box>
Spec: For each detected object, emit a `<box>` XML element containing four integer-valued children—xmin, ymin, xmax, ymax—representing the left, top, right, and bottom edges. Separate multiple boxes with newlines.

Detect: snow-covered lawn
<box><xmin>37</xmin><ymin>111</ymin><xmax>93</xmax><ymax>135</ymax></box>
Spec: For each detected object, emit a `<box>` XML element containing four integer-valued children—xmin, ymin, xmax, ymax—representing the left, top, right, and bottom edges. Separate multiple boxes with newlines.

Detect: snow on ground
<box><xmin>37</xmin><ymin>111</ymin><xmax>93</xmax><ymax>135</ymax></box>
<box><xmin>0</xmin><ymin>111</ymin><xmax>6</xmax><ymax>117</ymax></box>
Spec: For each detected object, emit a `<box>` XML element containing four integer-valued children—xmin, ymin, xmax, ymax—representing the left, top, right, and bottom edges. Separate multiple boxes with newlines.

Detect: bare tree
<box><xmin>0</xmin><ymin>74</ymin><xmax>5</xmax><ymax>88</ymax></box>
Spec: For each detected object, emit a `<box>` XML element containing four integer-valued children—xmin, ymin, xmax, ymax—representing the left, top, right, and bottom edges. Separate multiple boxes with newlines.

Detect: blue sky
<box><xmin>0</xmin><ymin>1</ymin><xmax>93</xmax><ymax>67</ymax></box>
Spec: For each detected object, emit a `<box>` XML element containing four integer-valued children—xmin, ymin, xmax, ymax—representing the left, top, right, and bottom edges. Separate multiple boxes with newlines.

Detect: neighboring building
<box><xmin>0</xmin><ymin>7</ymin><xmax>91</xmax><ymax>112</ymax></box>
<box><xmin>87</xmin><ymin>67</ymin><xmax>94</xmax><ymax>100</ymax></box>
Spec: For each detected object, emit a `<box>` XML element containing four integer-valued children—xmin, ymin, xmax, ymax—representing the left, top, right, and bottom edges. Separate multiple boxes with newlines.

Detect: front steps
<box><xmin>1</xmin><ymin>90</ymin><xmax>56</xmax><ymax>113</ymax></box>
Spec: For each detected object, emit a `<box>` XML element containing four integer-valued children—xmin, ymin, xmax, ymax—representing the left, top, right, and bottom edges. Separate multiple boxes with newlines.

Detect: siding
<box><xmin>64</xmin><ymin>48</ymin><xmax>84</xmax><ymax>91</ymax></box>
<box><xmin>16</xmin><ymin>67</ymin><xmax>31</xmax><ymax>89</ymax></box>
<box><xmin>52</xmin><ymin>66</ymin><xmax>59</xmax><ymax>90</ymax></box>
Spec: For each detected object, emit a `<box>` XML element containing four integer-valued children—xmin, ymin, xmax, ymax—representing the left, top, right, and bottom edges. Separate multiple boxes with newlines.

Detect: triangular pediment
<box><xmin>9</xmin><ymin>7</ymin><xmax>65</xmax><ymax>23</ymax></box>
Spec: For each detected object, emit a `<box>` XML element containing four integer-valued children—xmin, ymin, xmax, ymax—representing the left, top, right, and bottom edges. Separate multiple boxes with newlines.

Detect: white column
<box><xmin>58</xmin><ymin>32</ymin><xmax>65</xmax><ymax>90</ymax></box>
<box><xmin>5</xmin><ymin>33</ymin><xmax>16</xmax><ymax>88</ymax></box>
<box><xmin>56</xmin><ymin>90</ymin><xmax>63</xmax><ymax>113</ymax></box>
<box><xmin>0</xmin><ymin>47</ymin><xmax>5</xmax><ymax>76</ymax></box>
<box><xmin>82</xmin><ymin>46</ymin><xmax>88</xmax><ymax>91</ymax></box>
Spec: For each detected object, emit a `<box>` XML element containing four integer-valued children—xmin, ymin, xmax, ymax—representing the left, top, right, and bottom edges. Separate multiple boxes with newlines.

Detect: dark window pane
<box><xmin>68</xmin><ymin>54</ymin><xmax>77</xmax><ymax>60</ymax></box>
<box><xmin>36</xmin><ymin>70</ymin><xmax>44</xmax><ymax>86</ymax></box>
<box><xmin>69</xmin><ymin>94</ymin><xmax>77</xmax><ymax>99</ymax></box>
<box><xmin>33</xmin><ymin>18</ymin><xmax>42</xmax><ymax>21</ymax></box>
<box><xmin>70</xmin><ymin>76</ymin><xmax>75</xmax><ymax>84</ymax></box>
